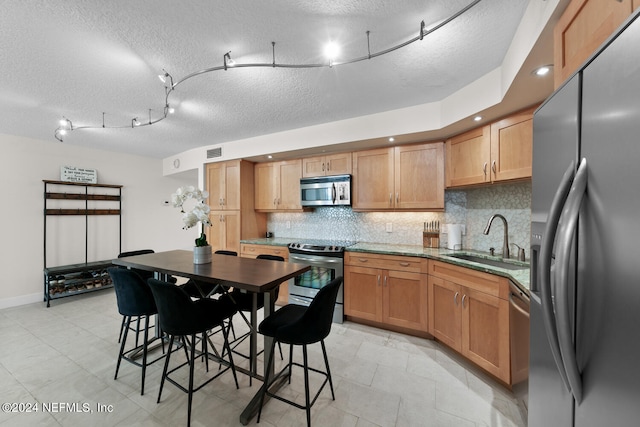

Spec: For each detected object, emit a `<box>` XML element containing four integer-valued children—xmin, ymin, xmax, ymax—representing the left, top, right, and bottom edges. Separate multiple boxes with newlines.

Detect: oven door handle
<box><xmin>289</xmin><ymin>254</ymin><xmax>344</xmax><ymax>265</ymax></box>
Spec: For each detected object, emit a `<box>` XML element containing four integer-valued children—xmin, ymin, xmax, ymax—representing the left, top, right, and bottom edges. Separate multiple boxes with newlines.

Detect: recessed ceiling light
<box><xmin>388</xmin><ymin>137</ymin><xmax>395</xmax><ymax>142</ymax></box>
<box><xmin>267</xmin><ymin>155</ymin><xmax>273</xmax><ymax>159</ymax></box>
<box><xmin>473</xmin><ymin>115</ymin><xmax>482</xmax><ymax>122</ymax></box>
<box><xmin>533</xmin><ymin>65</ymin><xmax>553</xmax><ymax>76</ymax></box>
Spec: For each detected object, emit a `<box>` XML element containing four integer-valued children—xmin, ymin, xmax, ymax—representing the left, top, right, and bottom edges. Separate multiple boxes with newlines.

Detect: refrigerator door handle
<box><xmin>555</xmin><ymin>157</ymin><xmax>588</xmax><ymax>404</ymax></box>
<box><xmin>540</xmin><ymin>160</ymin><xmax>576</xmax><ymax>393</ymax></box>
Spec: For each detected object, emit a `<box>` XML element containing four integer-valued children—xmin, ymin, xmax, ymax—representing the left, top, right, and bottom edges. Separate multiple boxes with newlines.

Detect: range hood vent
<box><xmin>207</xmin><ymin>147</ymin><xmax>222</xmax><ymax>159</ymax></box>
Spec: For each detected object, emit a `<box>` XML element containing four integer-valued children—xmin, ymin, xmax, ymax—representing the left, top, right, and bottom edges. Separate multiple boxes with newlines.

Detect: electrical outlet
<box><xmin>386</xmin><ymin>222</ymin><xmax>393</xmax><ymax>233</ymax></box>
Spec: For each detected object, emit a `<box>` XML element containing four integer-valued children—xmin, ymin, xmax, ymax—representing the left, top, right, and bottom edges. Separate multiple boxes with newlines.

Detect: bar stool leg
<box><xmin>302</xmin><ymin>344</ymin><xmax>311</xmax><ymax>427</ymax></box>
<box><xmin>187</xmin><ymin>333</ymin><xmax>196</xmax><ymax>427</ymax></box>
<box><xmin>320</xmin><ymin>340</ymin><xmax>335</xmax><ymax>399</ymax></box>
<box><xmin>115</xmin><ymin>316</ymin><xmax>130</xmax><ymax>380</ymax></box>
<box><xmin>157</xmin><ymin>335</ymin><xmax>175</xmax><ymax>404</ymax></box>
<box><xmin>141</xmin><ymin>315</ymin><xmax>150</xmax><ymax>395</ymax></box>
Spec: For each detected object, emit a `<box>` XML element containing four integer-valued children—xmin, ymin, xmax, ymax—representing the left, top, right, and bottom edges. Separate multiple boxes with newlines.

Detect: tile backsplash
<box><xmin>268</xmin><ymin>181</ymin><xmax>531</xmax><ymax>258</ymax></box>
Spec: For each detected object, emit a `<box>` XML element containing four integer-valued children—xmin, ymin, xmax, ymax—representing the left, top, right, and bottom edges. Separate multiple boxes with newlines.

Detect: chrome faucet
<box><xmin>483</xmin><ymin>214</ymin><xmax>509</xmax><ymax>259</ymax></box>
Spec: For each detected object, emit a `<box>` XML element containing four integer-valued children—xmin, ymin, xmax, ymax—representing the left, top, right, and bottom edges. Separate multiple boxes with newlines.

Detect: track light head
<box><xmin>223</xmin><ymin>51</ymin><xmax>235</xmax><ymax>70</ymax></box>
<box><xmin>158</xmin><ymin>69</ymin><xmax>174</xmax><ymax>87</ymax></box>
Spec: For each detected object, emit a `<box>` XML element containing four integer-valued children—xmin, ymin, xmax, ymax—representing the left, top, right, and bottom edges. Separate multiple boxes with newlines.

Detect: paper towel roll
<box><xmin>448</xmin><ymin>224</ymin><xmax>463</xmax><ymax>250</ymax></box>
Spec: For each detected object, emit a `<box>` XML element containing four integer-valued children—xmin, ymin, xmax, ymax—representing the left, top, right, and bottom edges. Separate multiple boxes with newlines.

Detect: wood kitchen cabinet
<box><xmin>352</xmin><ymin>142</ymin><xmax>444</xmax><ymax>211</ymax></box>
<box><xmin>428</xmin><ymin>260</ymin><xmax>510</xmax><ymax>384</ymax></box>
<box><xmin>205</xmin><ymin>160</ymin><xmax>266</xmax><ymax>253</ymax></box>
<box><xmin>209</xmin><ymin>210</ymin><xmax>240</xmax><ymax>253</ymax></box>
<box><xmin>302</xmin><ymin>152</ymin><xmax>352</xmax><ymax>177</ymax></box>
<box><xmin>344</xmin><ymin>252</ymin><xmax>428</xmax><ymax>334</ymax></box>
<box><xmin>207</xmin><ymin>160</ymin><xmax>240</xmax><ymax>210</ymax></box>
<box><xmin>554</xmin><ymin>0</ymin><xmax>635</xmax><ymax>88</ymax></box>
<box><xmin>254</xmin><ymin>159</ymin><xmax>303</xmax><ymax>211</ymax></box>
<box><xmin>240</xmin><ymin>243</ymin><xmax>289</xmax><ymax>305</ymax></box>
<box><xmin>446</xmin><ymin>107</ymin><xmax>534</xmax><ymax>188</ymax></box>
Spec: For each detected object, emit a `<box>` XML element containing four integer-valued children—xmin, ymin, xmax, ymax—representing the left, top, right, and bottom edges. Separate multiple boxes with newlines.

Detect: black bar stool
<box><xmin>219</xmin><ymin>254</ymin><xmax>285</xmax><ymax>384</ymax></box>
<box><xmin>147</xmin><ymin>278</ymin><xmax>239</xmax><ymax>427</ymax></box>
<box><xmin>257</xmin><ymin>276</ymin><xmax>343</xmax><ymax>427</ymax></box>
<box><xmin>107</xmin><ymin>267</ymin><xmax>166</xmax><ymax>396</ymax></box>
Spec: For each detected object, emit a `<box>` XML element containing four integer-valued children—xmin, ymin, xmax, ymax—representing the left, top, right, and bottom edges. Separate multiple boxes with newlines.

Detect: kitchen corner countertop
<box><xmin>240</xmin><ymin>239</ymin><xmax>530</xmax><ymax>294</ymax></box>
<box><xmin>348</xmin><ymin>242</ymin><xmax>530</xmax><ymax>294</ymax></box>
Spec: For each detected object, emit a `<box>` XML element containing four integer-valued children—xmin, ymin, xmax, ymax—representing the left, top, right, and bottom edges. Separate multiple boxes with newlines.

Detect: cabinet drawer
<box><xmin>428</xmin><ymin>260</ymin><xmax>509</xmax><ymax>300</ymax></box>
<box><xmin>240</xmin><ymin>244</ymin><xmax>289</xmax><ymax>260</ymax></box>
<box><xmin>345</xmin><ymin>252</ymin><xmax>425</xmax><ymax>273</ymax></box>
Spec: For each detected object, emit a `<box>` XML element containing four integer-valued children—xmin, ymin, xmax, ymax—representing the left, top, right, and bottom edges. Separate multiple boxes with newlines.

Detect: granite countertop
<box><xmin>240</xmin><ymin>238</ymin><xmax>530</xmax><ymax>295</ymax></box>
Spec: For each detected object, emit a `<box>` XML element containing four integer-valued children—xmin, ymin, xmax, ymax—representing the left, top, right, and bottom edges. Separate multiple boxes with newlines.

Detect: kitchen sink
<box><xmin>444</xmin><ymin>253</ymin><xmax>527</xmax><ymax>270</ymax></box>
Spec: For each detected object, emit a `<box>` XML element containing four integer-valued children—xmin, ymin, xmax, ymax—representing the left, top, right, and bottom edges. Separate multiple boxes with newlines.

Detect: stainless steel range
<box><xmin>287</xmin><ymin>240</ymin><xmax>355</xmax><ymax>324</ymax></box>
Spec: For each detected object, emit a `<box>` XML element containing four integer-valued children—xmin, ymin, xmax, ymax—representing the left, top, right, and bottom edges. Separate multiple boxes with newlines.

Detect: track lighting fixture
<box><xmin>223</xmin><ymin>51</ymin><xmax>235</xmax><ymax>70</ymax></box>
<box><xmin>158</xmin><ymin>69</ymin><xmax>174</xmax><ymax>87</ymax></box>
<box><xmin>54</xmin><ymin>0</ymin><xmax>481</xmax><ymax>142</ymax></box>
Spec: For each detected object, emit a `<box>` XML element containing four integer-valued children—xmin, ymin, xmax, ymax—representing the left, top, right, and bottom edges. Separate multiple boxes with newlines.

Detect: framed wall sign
<box><xmin>60</xmin><ymin>166</ymin><xmax>98</xmax><ymax>184</ymax></box>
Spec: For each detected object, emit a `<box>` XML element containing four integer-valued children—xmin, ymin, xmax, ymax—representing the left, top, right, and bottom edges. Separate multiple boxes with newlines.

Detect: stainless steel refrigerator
<box><xmin>529</xmin><ymin>9</ymin><xmax>640</xmax><ymax>427</ymax></box>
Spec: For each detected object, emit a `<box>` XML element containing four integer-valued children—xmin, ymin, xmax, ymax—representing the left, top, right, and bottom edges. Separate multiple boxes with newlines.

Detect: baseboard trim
<box><xmin>0</xmin><ymin>293</ymin><xmax>43</xmax><ymax>310</ymax></box>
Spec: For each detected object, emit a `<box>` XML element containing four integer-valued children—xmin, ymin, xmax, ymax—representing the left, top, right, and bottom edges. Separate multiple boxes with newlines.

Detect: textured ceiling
<box><xmin>0</xmin><ymin>0</ymin><xmax>538</xmax><ymax>159</ymax></box>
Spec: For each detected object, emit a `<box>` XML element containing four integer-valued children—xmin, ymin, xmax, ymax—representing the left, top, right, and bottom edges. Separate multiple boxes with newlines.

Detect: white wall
<box><xmin>0</xmin><ymin>133</ymin><xmax>199</xmax><ymax>308</ymax></box>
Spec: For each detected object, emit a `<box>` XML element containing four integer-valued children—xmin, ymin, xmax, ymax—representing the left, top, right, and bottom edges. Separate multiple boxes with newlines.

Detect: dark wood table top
<box><xmin>112</xmin><ymin>249</ymin><xmax>309</xmax><ymax>293</ymax></box>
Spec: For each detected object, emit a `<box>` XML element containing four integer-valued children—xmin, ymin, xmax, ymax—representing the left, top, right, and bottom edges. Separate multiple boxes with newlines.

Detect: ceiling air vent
<box><xmin>207</xmin><ymin>147</ymin><xmax>222</xmax><ymax>159</ymax></box>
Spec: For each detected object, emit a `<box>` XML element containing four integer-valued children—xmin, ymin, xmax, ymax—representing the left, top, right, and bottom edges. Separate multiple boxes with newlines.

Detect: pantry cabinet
<box><xmin>240</xmin><ymin>243</ymin><xmax>289</xmax><ymax>305</ymax></box>
<box><xmin>344</xmin><ymin>252</ymin><xmax>428</xmax><ymax>333</ymax></box>
<box><xmin>352</xmin><ymin>142</ymin><xmax>444</xmax><ymax>211</ymax></box>
<box><xmin>302</xmin><ymin>152</ymin><xmax>352</xmax><ymax>177</ymax></box>
<box><xmin>205</xmin><ymin>160</ymin><xmax>266</xmax><ymax>253</ymax></box>
<box><xmin>428</xmin><ymin>260</ymin><xmax>510</xmax><ymax>383</ymax></box>
<box><xmin>446</xmin><ymin>108</ymin><xmax>534</xmax><ymax>188</ymax></box>
<box><xmin>554</xmin><ymin>0</ymin><xmax>635</xmax><ymax>88</ymax></box>
<box><xmin>254</xmin><ymin>159</ymin><xmax>303</xmax><ymax>211</ymax></box>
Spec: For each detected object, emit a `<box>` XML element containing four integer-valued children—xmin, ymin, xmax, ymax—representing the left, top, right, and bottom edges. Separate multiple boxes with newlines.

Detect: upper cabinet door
<box><xmin>223</xmin><ymin>161</ymin><xmax>241</xmax><ymax>210</ymax></box>
<box><xmin>302</xmin><ymin>156</ymin><xmax>326</xmax><ymax>177</ymax></box>
<box><xmin>254</xmin><ymin>162</ymin><xmax>278</xmax><ymax>210</ymax></box>
<box><xmin>325</xmin><ymin>153</ymin><xmax>352</xmax><ymax>176</ymax></box>
<box><xmin>554</xmin><ymin>0</ymin><xmax>633</xmax><ymax>88</ymax></box>
<box><xmin>276</xmin><ymin>160</ymin><xmax>302</xmax><ymax>210</ymax></box>
<box><xmin>206</xmin><ymin>162</ymin><xmax>226</xmax><ymax>209</ymax></box>
<box><xmin>490</xmin><ymin>109</ymin><xmax>533</xmax><ymax>182</ymax></box>
<box><xmin>206</xmin><ymin>160</ymin><xmax>241</xmax><ymax>210</ymax></box>
<box><xmin>395</xmin><ymin>143</ymin><xmax>444</xmax><ymax>210</ymax></box>
<box><xmin>302</xmin><ymin>153</ymin><xmax>352</xmax><ymax>177</ymax></box>
<box><xmin>352</xmin><ymin>148</ymin><xmax>394</xmax><ymax>210</ymax></box>
<box><xmin>446</xmin><ymin>125</ymin><xmax>491</xmax><ymax>187</ymax></box>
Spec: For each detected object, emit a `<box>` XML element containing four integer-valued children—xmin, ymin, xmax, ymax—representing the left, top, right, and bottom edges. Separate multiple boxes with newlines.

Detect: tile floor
<box><xmin>0</xmin><ymin>290</ymin><xmax>526</xmax><ymax>426</ymax></box>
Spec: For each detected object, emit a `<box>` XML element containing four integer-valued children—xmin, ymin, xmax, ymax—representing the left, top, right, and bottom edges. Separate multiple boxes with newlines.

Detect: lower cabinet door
<box><xmin>428</xmin><ymin>275</ymin><xmax>462</xmax><ymax>352</ymax></box>
<box><xmin>383</xmin><ymin>270</ymin><xmax>428</xmax><ymax>331</ymax></box>
<box><xmin>462</xmin><ymin>286</ymin><xmax>510</xmax><ymax>382</ymax></box>
<box><xmin>344</xmin><ymin>265</ymin><xmax>382</xmax><ymax>322</ymax></box>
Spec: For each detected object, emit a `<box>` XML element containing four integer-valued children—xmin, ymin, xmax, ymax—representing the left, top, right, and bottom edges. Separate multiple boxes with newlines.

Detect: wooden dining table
<box><xmin>112</xmin><ymin>249</ymin><xmax>310</xmax><ymax>425</ymax></box>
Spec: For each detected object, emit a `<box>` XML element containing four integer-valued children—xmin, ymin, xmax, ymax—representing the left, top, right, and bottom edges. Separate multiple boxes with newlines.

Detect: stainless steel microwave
<box><xmin>300</xmin><ymin>174</ymin><xmax>351</xmax><ymax>207</ymax></box>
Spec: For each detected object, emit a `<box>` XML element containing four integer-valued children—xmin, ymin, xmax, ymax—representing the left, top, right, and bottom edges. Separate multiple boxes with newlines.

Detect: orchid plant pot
<box><xmin>193</xmin><ymin>245</ymin><xmax>212</xmax><ymax>264</ymax></box>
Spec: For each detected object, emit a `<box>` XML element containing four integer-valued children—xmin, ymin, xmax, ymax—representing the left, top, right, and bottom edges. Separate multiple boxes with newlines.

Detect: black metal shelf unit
<box><xmin>43</xmin><ymin>180</ymin><xmax>122</xmax><ymax>307</ymax></box>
